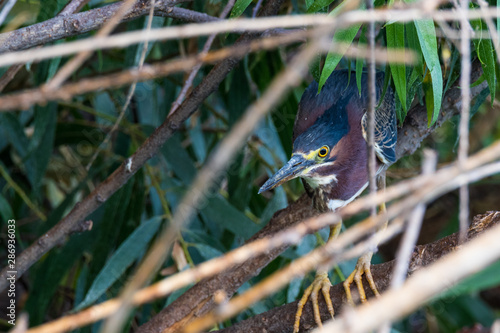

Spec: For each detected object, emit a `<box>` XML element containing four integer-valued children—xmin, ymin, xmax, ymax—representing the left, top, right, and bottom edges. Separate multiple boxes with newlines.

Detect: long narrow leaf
<box><xmin>318</xmin><ymin>0</ymin><xmax>364</xmax><ymax>92</ymax></box>
<box><xmin>386</xmin><ymin>22</ymin><xmax>407</xmax><ymax>117</ymax></box>
<box><xmin>319</xmin><ymin>25</ymin><xmax>362</xmax><ymax>91</ymax></box>
<box><xmin>414</xmin><ymin>19</ymin><xmax>443</xmax><ymax>126</ymax></box>
<box><xmin>471</xmin><ymin>17</ymin><xmax>496</xmax><ymax>103</ymax></box>
<box><xmin>230</xmin><ymin>0</ymin><xmax>253</xmax><ymax>18</ymax></box>
<box><xmin>73</xmin><ymin>217</ymin><xmax>162</xmax><ymax>311</ymax></box>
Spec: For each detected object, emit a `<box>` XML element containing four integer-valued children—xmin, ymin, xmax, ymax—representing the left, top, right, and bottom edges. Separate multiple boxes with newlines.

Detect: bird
<box><xmin>258</xmin><ymin>69</ymin><xmax>397</xmax><ymax>332</ymax></box>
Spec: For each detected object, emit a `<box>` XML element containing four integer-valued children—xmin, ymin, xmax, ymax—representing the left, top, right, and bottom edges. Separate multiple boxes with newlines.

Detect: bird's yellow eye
<box><xmin>318</xmin><ymin>146</ymin><xmax>329</xmax><ymax>158</ymax></box>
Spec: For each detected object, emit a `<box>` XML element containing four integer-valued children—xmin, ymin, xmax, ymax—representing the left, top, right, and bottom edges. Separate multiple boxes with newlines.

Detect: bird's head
<box><xmin>258</xmin><ymin>113</ymin><xmax>349</xmax><ymax>194</ymax></box>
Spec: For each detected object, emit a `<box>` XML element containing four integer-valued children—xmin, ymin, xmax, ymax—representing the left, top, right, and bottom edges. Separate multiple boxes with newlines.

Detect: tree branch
<box><xmin>0</xmin><ymin>0</ymin><xmax>218</xmax><ymax>54</ymax></box>
<box><xmin>136</xmin><ymin>61</ymin><xmax>487</xmax><ymax>333</ymax></box>
<box><xmin>215</xmin><ymin>211</ymin><xmax>500</xmax><ymax>333</ymax></box>
<box><xmin>0</xmin><ymin>0</ymin><xmax>286</xmax><ymax>293</ymax></box>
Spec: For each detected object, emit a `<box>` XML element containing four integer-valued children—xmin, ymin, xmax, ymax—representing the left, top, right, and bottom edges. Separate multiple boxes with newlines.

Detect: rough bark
<box><xmin>137</xmin><ymin>63</ymin><xmax>487</xmax><ymax>333</ymax></box>
<box><xmin>215</xmin><ymin>211</ymin><xmax>500</xmax><ymax>333</ymax></box>
<box><xmin>0</xmin><ymin>1</ymin><xmax>219</xmax><ymax>54</ymax></box>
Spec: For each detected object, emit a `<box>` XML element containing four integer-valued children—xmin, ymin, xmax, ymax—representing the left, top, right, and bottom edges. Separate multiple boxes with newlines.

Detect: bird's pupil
<box><xmin>320</xmin><ymin>148</ymin><xmax>327</xmax><ymax>156</ymax></box>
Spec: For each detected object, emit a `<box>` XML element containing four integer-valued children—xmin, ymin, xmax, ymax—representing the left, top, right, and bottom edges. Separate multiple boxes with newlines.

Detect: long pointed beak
<box><xmin>258</xmin><ymin>154</ymin><xmax>312</xmax><ymax>194</ymax></box>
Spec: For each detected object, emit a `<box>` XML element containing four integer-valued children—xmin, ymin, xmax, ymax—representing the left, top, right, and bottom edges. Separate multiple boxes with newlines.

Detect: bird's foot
<box><xmin>293</xmin><ymin>271</ymin><xmax>334</xmax><ymax>333</ymax></box>
<box><xmin>343</xmin><ymin>252</ymin><xmax>380</xmax><ymax>306</ymax></box>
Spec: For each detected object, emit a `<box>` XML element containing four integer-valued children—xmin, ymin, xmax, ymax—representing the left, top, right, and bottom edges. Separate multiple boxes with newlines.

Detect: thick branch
<box><xmin>216</xmin><ymin>211</ymin><xmax>500</xmax><ymax>333</ymax></box>
<box><xmin>137</xmin><ymin>62</ymin><xmax>487</xmax><ymax>333</ymax></box>
<box><xmin>0</xmin><ymin>0</ymin><xmax>218</xmax><ymax>54</ymax></box>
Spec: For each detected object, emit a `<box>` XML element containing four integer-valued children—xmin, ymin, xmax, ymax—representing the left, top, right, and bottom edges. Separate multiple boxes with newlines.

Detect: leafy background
<box><xmin>0</xmin><ymin>0</ymin><xmax>499</xmax><ymax>331</ymax></box>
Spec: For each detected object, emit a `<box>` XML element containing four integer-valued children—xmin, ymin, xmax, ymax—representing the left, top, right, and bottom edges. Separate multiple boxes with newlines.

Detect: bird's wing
<box><xmin>361</xmin><ymin>87</ymin><xmax>397</xmax><ymax>165</ymax></box>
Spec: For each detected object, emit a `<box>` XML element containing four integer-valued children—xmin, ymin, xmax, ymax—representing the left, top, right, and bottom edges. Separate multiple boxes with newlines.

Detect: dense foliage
<box><xmin>0</xmin><ymin>0</ymin><xmax>499</xmax><ymax>331</ymax></box>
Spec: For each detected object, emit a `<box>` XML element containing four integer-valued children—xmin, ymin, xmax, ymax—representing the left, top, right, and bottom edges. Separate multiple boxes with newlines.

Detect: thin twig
<box><xmin>366</xmin><ymin>3</ymin><xmax>377</xmax><ymax>217</ymax></box>
<box><xmin>0</xmin><ymin>3</ymin><xmax>219</xmax><ymax>54</ymax></box>
<box><xmin>23</xmin><ymin>150</ymin><xmax>500</xmax><ymax>333</ymax></box>
<box><xmin>0</xmin><ymin>8</ymin><xmax>498</xmax><ymax>70</ymax></box>
<box><xmin>45</xmin><ymin>0</ymin><xmax>139</xmax><ymax>90</ymax></box>
<box><xmin>0</xmin><ymin>34</ymin><xmax>414</xmax><ymax>111</ymax></box>
<box><xmin>0</xmin><ymin>0</ymin><xmax>90</xmax><ymax>93</ymax></box>
<box><xmin>0</xmin><ymin>0</ymin><xmax>288</xmax><ymax>292</ymax></box>
<box><xmin>169</xmin><ymin>0</ymin><xmax>236</xmax><ymax>115</ymax></box>
<box><xmin>378</xmin><ymin>149</ymin><xmax>437</xmax><ymax>333</ymax></box>
<box><xmin>212</xmin><ymin>212</ymin><xmax>499</xmax><ymax>333</ymax></box>
<box><xmin>86</xmin><ymin>0</ymin><xmax>157</xmax><ymax>171</ymax></box>
<box><xmin>458</xmin><ymin>0</ymin><xmax>471</xmax><ymax>244</ymax></box>
<box><xmin>318</xmin><ymin>212</ymin><xmax>500</xmax><ymax>333</ymax></box>
<box><xmin>100</xmin><ymin>38</ymin><xmax>321</xmax><ymax>333</ymax></box>
<box><xmin>183</xmin><ymin>160</ymin><xmax>500</xmax><ymax>333</ymax></box>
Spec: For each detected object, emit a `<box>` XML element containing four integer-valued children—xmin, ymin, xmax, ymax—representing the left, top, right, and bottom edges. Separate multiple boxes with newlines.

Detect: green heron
<box><xmin>259</xmin><ymin>70</ymin><xmax>396</xmax><ymax>332</ymax></box>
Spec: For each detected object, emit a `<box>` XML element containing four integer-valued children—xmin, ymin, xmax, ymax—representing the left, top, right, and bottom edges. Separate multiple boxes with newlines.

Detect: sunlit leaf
<box><xmin>413</xmin><ymin>19</ymin><xmax>443</xmax><ymax>126</ymax></box>
<box><xmin>318</xmin><ymin>0</ymin><xmax>364</xmax><ymax>92</ymax></box>
<box><xmin>230</xmin><ymin>0</ymin><xmax>252</xmax><ymax>17</ymax></box>
<box><xmin>386</xmin><ymin>22</ymin><xmax>407</xmax><ymax>115</ymax></box>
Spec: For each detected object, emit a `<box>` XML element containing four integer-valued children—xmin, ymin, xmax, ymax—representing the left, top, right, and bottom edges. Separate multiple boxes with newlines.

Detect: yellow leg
<box><xmin>293</xmin><ymin>221</ymin><xmax>342</xmax><ymax>333</ymax></box>
<box><xmin>343</xmin><ymin>173</ymin><xmax>388</xmax><ymax>306</ymax></box>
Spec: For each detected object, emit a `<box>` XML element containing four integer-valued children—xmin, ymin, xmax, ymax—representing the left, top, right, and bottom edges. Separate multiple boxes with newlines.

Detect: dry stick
<box><xmin>45</xmin><ymin>0</ymin><xmax>138</xmax><ymax>90</ymax></box>
<box><xmin>377</xmin><ymin>149</ymin><xmax>437</xmax><ymax>333</ymax></box>
<box><xmin>107</xmin><ymin>60</ymin><xmax>489</xmax><ymax>333</ymax></box>
<box><xmin>366</xmin><ymin>3</ymin><xmax>377</xmax><ymax>217</ymax></box>
<box><xmin>0</xmin><ymin>0</ymin><xmax>287</xmax><ymax>293</ymax></box>
<box><xmin>0</xmin><ymin>36</ymin><xmax>414</xmax><ymax>111</ymax></box>
<box><xmin>458</xmin><ymin>0</ymin><xmax>472</xmax><ymax>244</ymax></box>
<box><xmin>319</xmin><ymin>212</ymin><xmax>500</xmax><ymax>333</ymax></box>
<box><xmin>214</xmin><ymin>211</ymin><xmax>500</xmax><ymax>333</ymax></box>
<box><xmin>24</xmin><ymin>149</ymin><xmax>500</xmax><ymax>333</ymax></box>
<box><xmin>0</xmin><ymin>7</ymin><xmax>498</xmax><ymax>70</ymax></box>
<box><xmin>0</xmin><ymin>0</ymin><xmax>90</xmax><ymax>93</ymax></box>
<box><xmin>96</xmin><ymin>5</ymin><xmax>159</xmax><ymax>331</ymax></box>
<box><xmin>0</xmin><ymin>30</ymin><xmax>311</xmax><ymax>111</ymax></box>
<box><xmin>0</xmin><ymin>2</ymin><xmax>219</xmax><ymax>54</ymax></box>
<box><xmin>105</xmin><ymin>39</ymin><xmax>321</xmax><ymax>333</ymax></box>
<box><xmin>183</xmin><ymin>161</ymin><xmax>500</xmax><ymax>333</ymax></box>
<box><xmin>23</xmin><ymin>127</ymin><xmax>500</xmax><ymax>333</ymax></box>
<box><xmin>86</xmin><ymin>0</ymin><xmax>157</xmax><ymax>171</ymax></box>
<box><xmin>101</xmin><ymin>0</ymin><xmax>235</xmax><ymax>330</ymax></box>
<box><xmin>169</xmin><ymin>0</ymin><xmax>236</xmax><ymax>115</ymax></box>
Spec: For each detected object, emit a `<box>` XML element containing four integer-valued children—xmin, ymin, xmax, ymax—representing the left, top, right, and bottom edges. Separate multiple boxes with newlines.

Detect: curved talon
<box><xmin>293</xmin><ymin>272</ymin><xmax>334</xmax><ymax>333</ymax></box>
<box><xmin>343</xmin><ymin>252</ymin><xmax>380</xmax><ymax>306</ymax></box>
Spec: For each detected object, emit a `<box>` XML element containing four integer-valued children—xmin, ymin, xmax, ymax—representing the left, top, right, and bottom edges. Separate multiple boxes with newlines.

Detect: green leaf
<box><xmin>230</xmin><ymin>0</ymin><xmax>253</xmax><ymax>18</ymax></box>
<box><xmin>413</xmin><ymin>19</ymin><xmax>443</xmax><ymax>126</ymax></box>
<box><xmin>74</xmin><ymin>217</ymin><xmax>162</xmax><ymax>311</ymax></box>
<box><xmin>435</xmin><ymin>260</ymin><xmax>500</xmax><ymax>301</ymax></box>
<box><xmin>319</xmin><ymin>24</ymin><xmax>362</xmax><ymax>92</ymax></box>
<box><xmin>201</xmin><ymin>195</ymin><xmax>260</xmax><ymax>239</ymax></box>
<box><xmin>318</xmin><ymin>0</ymin><xmax>365</xmax><ymax>92</ymax></box>
<box><xmin>356</xmin><ymin>26</ymin><xmax>368</xmax><ymax>96</ymax></box>
<box><xmin>386</xmin><ymin>22</ymin><xmax>407</xmax><ymax>115</ymax></box>
<box><xmin>471</xmin><ymin>18</ymin><xmax>496</xmax><ymax>103</ymax></box>
<box><xmin>307</xmin><ymin>0</ymin><xmax>336</xmax><ymax>13</ymax></box>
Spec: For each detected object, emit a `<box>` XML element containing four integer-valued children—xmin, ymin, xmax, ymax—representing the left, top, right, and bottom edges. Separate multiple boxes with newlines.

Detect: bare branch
<box><xmin>0</xmin><ymin>0</ymin><xmax>286</xmax><ymax>295</ymax></box>
<box><xmin>0</xmin><ymin>1</ymin><xmax>218</xmax><ymax>54</ymax></box>
<box><xmin>214</xmin><ymin>211</ymin><xmax>500</xmax><ymax>333</ymax></box>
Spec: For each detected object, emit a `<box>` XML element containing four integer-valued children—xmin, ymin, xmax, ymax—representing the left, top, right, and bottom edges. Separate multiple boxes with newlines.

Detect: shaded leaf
<box><xmin>386</xmin><ymin>22</ymin><xmax>407</xmax><ymax>114</ymax></box>
<box><xmin>413</xmin><ymin>19</ymin><xmax>443</xmax><ymax>126</ymax></box>
<box><xmin>471</xmin><ymin>17</ymin><xmax>496</xmax><ymax>103</ymax></box>
<box><xmin>74</xmin><ymin>217</ymin><xmax>162</xmax><ymax>311</ymax></box>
